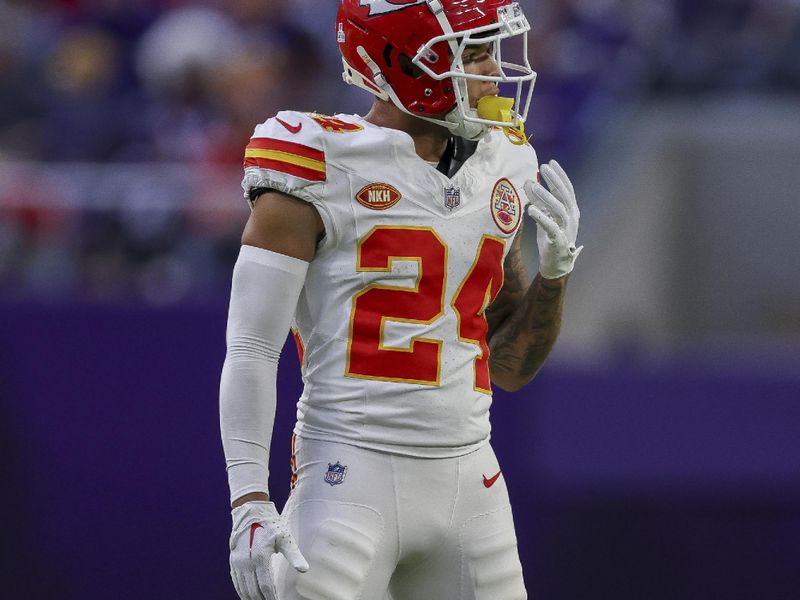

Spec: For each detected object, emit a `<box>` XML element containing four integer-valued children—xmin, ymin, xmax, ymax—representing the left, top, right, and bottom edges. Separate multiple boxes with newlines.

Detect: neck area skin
<box><xmin>364</xmin><ymin>99</ymin><xmax>451</xmax><ymax>163</ymax></box>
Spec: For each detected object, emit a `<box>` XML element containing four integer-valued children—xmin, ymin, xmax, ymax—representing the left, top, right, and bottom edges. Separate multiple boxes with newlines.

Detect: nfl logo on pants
<box><xmin>325</xmin><ymin>461</ymin><xmax>347</xmax><ymax>486</ymax></box>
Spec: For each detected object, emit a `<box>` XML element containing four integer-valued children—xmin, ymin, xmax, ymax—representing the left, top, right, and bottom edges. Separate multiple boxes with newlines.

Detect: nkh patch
<box><xmin>444</xmin><ymin>185</ymin><xmax>461</xmax><ymax>211</ymax></box>
<box><xmin>324</xmin><ymin>461</ymin><xmax>348</xmax><ymax>486</ymax></box>
<box><xmin>356</xmin><ymin>183</ymin><xmax>402</xmax><ymax>210</ymax></box>
<box><xmin>490</xmin><ymin>178</ymin><xmax>522</xmax><ymax>233</ymax></box>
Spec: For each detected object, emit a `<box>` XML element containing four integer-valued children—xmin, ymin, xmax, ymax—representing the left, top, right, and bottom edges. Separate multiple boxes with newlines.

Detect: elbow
<box><xmin>494</xmin><ymin>380</ymin><xmax>524</xmax><ymax>393</ymax></box>
<box><xmin>490</xmin><ymin>363</ymin><xmax>544</xmax><ymax>392</ymax></box>
<box><xmin>490</xmin><ymin>373</ymin><xmax>533</xmax><ymax>393</ymax></box>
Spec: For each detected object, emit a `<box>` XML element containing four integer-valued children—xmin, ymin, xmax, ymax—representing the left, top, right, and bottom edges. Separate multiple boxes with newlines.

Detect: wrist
<box><xmin>231</xmin><ymin>491</ymin><xmax>270</xmax><ymax>509</ymax></box>
<box><xmin>538</xmin><ymin>272</ymin><xmax>569</xmax><ymax>284</ymax></box>
<box><xmin>538</xmin><ymin>264</ymin><xmax>572</xmax><ymax>280</ymax></box>
<box><xmin>538</xmin><ymin>244</ymin><xmax>582</xmax><ymax>280</ymax></box>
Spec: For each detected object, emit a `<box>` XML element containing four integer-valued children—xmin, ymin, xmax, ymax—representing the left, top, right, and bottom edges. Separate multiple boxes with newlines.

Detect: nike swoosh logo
<box><xmin>249</xmin><ymin>523</ymin><xmax>263</xmax><ymax>558</ymax></box>
<box><xmin>483</xmin><ymin>471</ymin><xmax>502</xmax><ymax>488</ymax></box>
<box><xmin>276</xmin><ymin>117</ymin><xmax>302</xmax><ymax>134</ymax></box>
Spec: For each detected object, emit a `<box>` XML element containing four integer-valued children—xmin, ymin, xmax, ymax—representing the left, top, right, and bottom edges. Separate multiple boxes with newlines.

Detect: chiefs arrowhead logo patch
<box><xmin>356</xmin><ymin>183</ymin><xmax>402</xmax><ymax>210</ymax></box>
<box><xmin>490</xmin><ymin>178</ymin><xmax>522</xmax><ymax>234</ymax></box>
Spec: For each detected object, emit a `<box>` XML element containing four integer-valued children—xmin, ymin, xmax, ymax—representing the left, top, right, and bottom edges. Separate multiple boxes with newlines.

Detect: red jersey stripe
<box><xmin>246</xmin><ymin>138</ymin><xmax>324</xmax><ymax>162</ymax></box>
<box><xmin>244</xmin><ymin>156</ymin><xmax>326</xmax><ymax>182</ymax></box>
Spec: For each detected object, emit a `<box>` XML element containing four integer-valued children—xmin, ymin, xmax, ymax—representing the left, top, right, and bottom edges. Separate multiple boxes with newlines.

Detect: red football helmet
<box><xmin>337</xmin><ymin>0</ymin><xmax>536</xmax><ymax>140</ymax></box>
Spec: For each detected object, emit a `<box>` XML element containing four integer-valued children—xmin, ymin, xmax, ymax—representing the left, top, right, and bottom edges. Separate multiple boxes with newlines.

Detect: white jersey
<box><xmin>242</xmin><ymin>111</ymin><xmax>538</xmax><ymax>458</ymax></box>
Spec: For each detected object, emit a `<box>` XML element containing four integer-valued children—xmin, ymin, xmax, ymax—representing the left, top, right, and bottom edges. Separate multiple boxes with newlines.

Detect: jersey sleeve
<box><xmin>241</xmin><ymin>110</ymin><xmax>327</xmax><ymax>208</ymax></box>
<box><xmin>241</xmin><ymin>110</ymin><xmax>339</xmax><ymax>246</ymax></box>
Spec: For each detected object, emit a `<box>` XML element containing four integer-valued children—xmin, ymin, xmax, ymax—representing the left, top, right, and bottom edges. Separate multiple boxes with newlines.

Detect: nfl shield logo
<box><xmin>444</xmin><ymin>185</ymin><xmax>461</xmax><ymax>211</ymax></box>
<box><xmin>324</xmin><ymin>461</ymin><xmax>347</xmax><ymax>486</ymax></box>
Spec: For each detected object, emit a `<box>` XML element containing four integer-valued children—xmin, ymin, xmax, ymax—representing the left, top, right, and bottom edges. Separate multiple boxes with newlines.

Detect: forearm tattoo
<box><xmin>486</xmin><ymin>230</ymin><xmax>568</xmax><ymax>388</ymax></box>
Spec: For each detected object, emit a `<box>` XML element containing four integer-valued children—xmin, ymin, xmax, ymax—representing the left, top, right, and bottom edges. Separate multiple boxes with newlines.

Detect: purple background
<box><xmin>2</xmin><ymin>302</ymin><xmax>798</xmax><ymax>599</ymax></box>
<box><xmin>2</xmin><ymin>0</ymin><xmax>800</xmax><ymax>597</ymax></box>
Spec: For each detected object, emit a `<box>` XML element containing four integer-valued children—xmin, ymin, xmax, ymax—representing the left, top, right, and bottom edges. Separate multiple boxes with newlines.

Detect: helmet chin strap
<box><xmin>442</xmin><ymin>107</ymin><xmax>491</xmax><ymax>140</ymax></box>
<box><xmin>446</xmin><ymin>96</ymin><xmax>526</xmax><ymax>141</ymax></box>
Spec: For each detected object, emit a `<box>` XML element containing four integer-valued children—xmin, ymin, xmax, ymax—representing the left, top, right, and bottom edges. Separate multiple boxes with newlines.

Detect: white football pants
<box><xmin>272</xmin><ymin>437</ymin><xmax>527</xmax><ymax>600</ymax></box>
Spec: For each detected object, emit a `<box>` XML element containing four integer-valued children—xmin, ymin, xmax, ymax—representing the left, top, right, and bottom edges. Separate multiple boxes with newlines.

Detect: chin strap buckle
<box><xmin>426</xmin><ymin>0</ymin><xmax>444</xmax><ymax>15</ymax></box>
<box><xmin>357</xmin><ymin>46</ymin><xmax>389</xmax><ymax>91</ymax></box>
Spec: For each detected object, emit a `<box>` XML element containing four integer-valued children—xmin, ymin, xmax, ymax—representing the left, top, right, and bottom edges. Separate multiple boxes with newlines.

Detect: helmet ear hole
<box><xmin>398</xmin><ymin>53</ymin><xmax>424</xmax><ymax>79</ymax></box>
<box><xmin>383</xmin><ymin>44</ymin><xmax>393</xmax><ymax>68</ymax></box>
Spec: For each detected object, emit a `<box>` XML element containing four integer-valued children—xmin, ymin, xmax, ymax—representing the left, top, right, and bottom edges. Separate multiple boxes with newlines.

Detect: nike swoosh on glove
<box><xmin>229</xmin><ymin>501</ymin><xmax>309</xmax><ymax>600</ymax></box>
<box><xmin>524</xmin><ymin>160</ymin><xmax>583</xmax><ymax>280</ymax></box>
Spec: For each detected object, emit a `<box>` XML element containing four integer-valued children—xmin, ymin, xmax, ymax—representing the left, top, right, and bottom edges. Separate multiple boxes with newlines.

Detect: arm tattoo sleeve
<box><xmin>486</xmin><ymin>227</ymin><xmax>569</xmax><ymax>390</ymax></box>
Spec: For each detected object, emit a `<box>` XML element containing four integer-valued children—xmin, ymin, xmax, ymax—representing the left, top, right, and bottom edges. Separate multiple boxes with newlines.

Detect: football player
<box><xmin>220</xmin><ymin>1</ymin><xmax>582</xmax><ymax>599</ymax></box>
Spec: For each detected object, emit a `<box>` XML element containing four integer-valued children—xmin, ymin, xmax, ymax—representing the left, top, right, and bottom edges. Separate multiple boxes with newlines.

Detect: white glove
<box><xmin>524</xmin><ymin>160</ymin><xmax>583</xmax><ymax>280</ymax></box>
<box><xmin>229</xmin><ymin>501</ymin><xmax>309</xmax><ymax>600</ymax></box>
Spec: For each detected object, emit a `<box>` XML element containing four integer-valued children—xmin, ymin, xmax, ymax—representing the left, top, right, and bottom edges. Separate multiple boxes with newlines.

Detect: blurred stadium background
<box><xmin>1</xmin><ymin>0</ymin><xmax>799</xmax><ymax>598</ymax></box>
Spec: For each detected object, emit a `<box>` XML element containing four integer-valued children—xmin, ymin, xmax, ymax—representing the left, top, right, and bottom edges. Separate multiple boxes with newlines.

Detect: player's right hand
<box><xmin>229</xmin><ymin>500</ymin><xmax>309</xmax><ymax>600</ymax></box>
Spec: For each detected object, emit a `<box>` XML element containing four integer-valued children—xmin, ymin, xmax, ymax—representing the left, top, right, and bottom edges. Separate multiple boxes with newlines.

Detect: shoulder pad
<box><xmin>242</xmin><ymin>111</ymin><xmax>333</xmax><ymax>209</ymax></box>
<box><xmin>490</xmin><ymin>127</ymin><xmax>537</xmax><ymax>164</ymax></box>
<box><xmin>486</xmin><ymin>128</ymin><xmax>539</xmax><ymax>207</ymax></box>
<box><xmin>245</xmin><ymin>111</ymin><xmax>327</xmax><ymax>184</ymax></box>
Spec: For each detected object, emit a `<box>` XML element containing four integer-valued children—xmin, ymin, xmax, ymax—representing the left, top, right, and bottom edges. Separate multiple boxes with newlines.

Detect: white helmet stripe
<box><xmin>360</xmin><ymin>0</ymin><xmax>426</xmax><ymax>17</ymax></box>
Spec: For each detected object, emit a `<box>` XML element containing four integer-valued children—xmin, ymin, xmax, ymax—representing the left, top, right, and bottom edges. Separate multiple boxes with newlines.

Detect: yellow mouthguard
<box><xmin>477</xmin><ymin>96</ymin><xmax>527</xmax><ymax>143</ymax></box>
<box><xmin>477</xmin><ymin>96</ymin><xmax>516</xmax><ymax>123</ymax></box>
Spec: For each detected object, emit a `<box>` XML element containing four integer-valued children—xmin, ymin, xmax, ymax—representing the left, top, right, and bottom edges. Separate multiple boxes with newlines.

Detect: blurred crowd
<box><xmin>0</xmin><ymin>0</ymin><xmax>327</xmax><ymax>163</ymax></box>
<box><xmin>3</xmin><ymin>0</ymin><xmax>799</xmax><ymax>164</ymax></box>
<box><xmin>1</xmin><ymin>0</ymin><xmax>799</xmax><ymax>303</ymax></box>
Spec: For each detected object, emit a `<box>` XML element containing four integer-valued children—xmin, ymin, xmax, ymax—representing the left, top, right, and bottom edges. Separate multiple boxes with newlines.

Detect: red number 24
<box><xmin>346</xmin><ymin>226</ymin><xmax>505</xmax><ymax>393</ymax></box>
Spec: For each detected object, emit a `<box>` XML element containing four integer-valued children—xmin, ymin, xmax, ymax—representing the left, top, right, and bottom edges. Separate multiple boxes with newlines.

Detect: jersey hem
<box><xmin>293</xmin><ymin>427</ymin><xmax>490</xmax><ymax>460</ymax></box>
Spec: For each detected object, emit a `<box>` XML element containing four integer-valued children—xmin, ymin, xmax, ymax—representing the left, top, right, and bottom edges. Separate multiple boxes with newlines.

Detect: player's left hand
<box><xmin>229</xmin><ymin>501</ymin><xmax>309</xmax><ymax>600</ymax></box>
<box><xmin>524</xmin><ymin>160</ymin><xmax>583</xmax><ymax>280</ymax></box>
